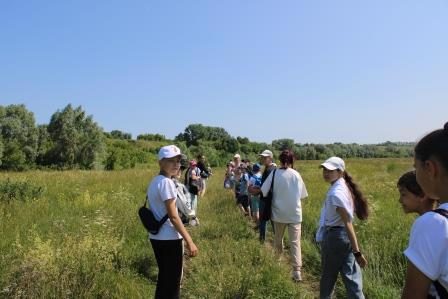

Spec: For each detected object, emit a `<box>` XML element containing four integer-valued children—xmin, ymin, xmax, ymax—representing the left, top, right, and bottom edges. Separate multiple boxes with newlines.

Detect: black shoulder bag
<box><xmin>138</xmin><ymin>196</ymin><xmax>169</xmax><ymax>235</ymax></box>
<box><xmin>261</xmin><ymin>169</ymin><xmax>276</xmax><ymax>221</ymax></box>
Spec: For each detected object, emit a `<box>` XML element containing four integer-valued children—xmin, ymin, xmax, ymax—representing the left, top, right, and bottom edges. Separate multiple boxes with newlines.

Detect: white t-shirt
<box><xmin>260</xmin><ymin>168</ymin><xmax>308</xmax><ymax>223</ymax></box>
<box><xmin>404</xmin><ymin>202</ymin><xmax>448</xmax><ymax>296</ymax></box>
<box><xmin>146</xmin><ymin>175</ymin><xmax>182</xmax><ymax>240</ymax></box>
<box><xmin>320</xmin><ymin>177</ymin><xmax>354</xmax><ymax>227</ymax></box>
<box><xmin>188</xmin><ymin>167</ymin><xmax>201</xmax><ymax>185</ymax></box>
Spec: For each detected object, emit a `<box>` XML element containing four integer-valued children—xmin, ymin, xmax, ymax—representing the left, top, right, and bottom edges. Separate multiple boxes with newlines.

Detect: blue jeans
<box><xmin>320</xmin><ymin>227</ymin><xmax>364</xmax><ymax>299</ymax></box>
<box><xmin>190</xmin><ymin>193</ymin><xmax>198</xmax><ymax>213</ymax></box>
<box><xmin>258</xmin><ymin>200</ymin><xmax>275</xmax><ymax>243</ymax></box>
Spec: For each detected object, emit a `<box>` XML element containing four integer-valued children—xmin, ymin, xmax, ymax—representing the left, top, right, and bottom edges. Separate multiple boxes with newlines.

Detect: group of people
<box><xmin>145</xmin><ymin>122</ymin><xmax>447</xmax><ymax>299</ymax></box>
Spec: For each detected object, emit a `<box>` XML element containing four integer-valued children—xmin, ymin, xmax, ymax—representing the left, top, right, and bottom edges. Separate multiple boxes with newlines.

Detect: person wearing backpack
<box><xmin>173</xmin><ymin>164</ymin><xmax>199</xmax><ymax>226</ymax></box>
<box><xmin>237</xmin><ymin>164</ymin><xmax>251</xmax><ymax>216</ymax></box>
<box><xmin>147</xmin><ymin>145</ymin><xmax>198</xmax><ymax>299</ymax></box>
<box><xmin>248</xmin><ymin>163</ymin><xmax>262</xmax><ymax>226</ymax></box>
<box><xmin>196</xmin><ymin>154</ymin><xmax>211</xmax><ymax>197</ymax></box>
<box><xmin>402</xmin><ymin>122</ymin><xmax>448</xmax><ymax>299</ymax></box>
<box><xmin>185</xmin><ymin>160</ymin><xmax>201</xmax><ymax>214</ymax></box>
<box><xmin>251</xmin><ymin>149</ymin><xmax>277</xmax><ymax>243</ymax></box>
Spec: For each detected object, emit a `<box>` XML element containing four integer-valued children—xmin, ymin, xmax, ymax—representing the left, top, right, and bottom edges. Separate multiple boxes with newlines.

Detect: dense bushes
<box><xmin>0</xmin><ymin>179</ymin><xmax>44</xmax><ymax>202</ymax></box>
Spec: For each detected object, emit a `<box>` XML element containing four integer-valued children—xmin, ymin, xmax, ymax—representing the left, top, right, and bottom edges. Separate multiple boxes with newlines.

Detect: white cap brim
<box><xmin>320</xmin><ymin>162</ymin><xmax>338</xmax><ymax>170</ymax></box>
<box><xmin>158</xmin><ymin>153</ymin><xmax>181</xmax><ymax>161</ymax></box>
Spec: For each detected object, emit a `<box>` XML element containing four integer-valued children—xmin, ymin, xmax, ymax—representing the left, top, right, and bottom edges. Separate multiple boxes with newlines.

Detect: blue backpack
<box><xmin>252</xmin><ymin>174</ymin><xmax>262</xmax><ymax>188</ymax></box>
<box><xmin>239</xmin><ymin>173</ymin><xmax>249</xmax><ymax>195</ymax></box>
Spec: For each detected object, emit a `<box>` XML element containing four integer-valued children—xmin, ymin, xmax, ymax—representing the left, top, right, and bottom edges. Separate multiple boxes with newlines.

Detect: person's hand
<box><xmin>186</xmin><ymin>241</ymin><xmax>198</xmax><ymax>257</ymax></box>
<box><xmin>356</xmin><ymin>254</ymin><xmax>367</xmax><ymax>268</ymax></box>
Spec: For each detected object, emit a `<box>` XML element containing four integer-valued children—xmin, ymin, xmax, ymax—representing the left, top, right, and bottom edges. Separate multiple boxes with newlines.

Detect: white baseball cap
<box><xmin>259</xmin><ymin>150</ymin><xmax>273</xmax><ymax>158</ymax></box>
<box><xmin>233</xmin><ymin>153</ymin><xmax>241</xmax><ymax>158</ymax></box>
<box><xmin>158</xmin><ymin>145</ymin><xmax>182</xmax><ymax>161</ymax></box>
<box><xmin>320</xmin><ymin>157</ymin><xmax>345</xmax><ymax>171</ymax></box>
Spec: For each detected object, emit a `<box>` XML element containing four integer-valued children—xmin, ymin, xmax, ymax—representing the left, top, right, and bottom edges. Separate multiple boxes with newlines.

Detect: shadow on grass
<box><xmin>129</xmin><ymin>255</ymin><xmax>158</xmax><ymax>282</ymax></box>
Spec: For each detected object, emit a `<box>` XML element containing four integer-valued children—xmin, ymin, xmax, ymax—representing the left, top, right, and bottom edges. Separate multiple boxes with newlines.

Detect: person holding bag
<box><xmin>147</xmin><ymin>145</ymin><xmax>198</xmax><ymax>299</ymax></box>
<box><xmin>260</xmin><ymin>149</ymin><xmax>308</xmax><ymax>282</ymax></box>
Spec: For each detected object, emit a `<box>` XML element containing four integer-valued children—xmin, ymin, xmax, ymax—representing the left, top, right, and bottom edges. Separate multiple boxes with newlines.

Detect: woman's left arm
<box><xmin>336</xmin><ymin>207</ymin><xmax>367</xmax><ymax>268</ymax></box>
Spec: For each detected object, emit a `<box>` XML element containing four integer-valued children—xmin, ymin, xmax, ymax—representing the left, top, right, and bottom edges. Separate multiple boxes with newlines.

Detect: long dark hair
<box><xmin>414</xmin><ymin>122</ymin><xmax>448</xmax><ymax>172</ymax></box>
<box><xmin>343</xmin><ymin>171</ymin><xmax>369</xmax><ymax>220</ymax></box>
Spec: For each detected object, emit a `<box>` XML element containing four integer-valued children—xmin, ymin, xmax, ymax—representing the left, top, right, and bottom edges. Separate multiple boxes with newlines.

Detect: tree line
<box><xmin>0</xmin><ymin>104</ymin><xmax>413</xmax><ymax>171</ymax></box>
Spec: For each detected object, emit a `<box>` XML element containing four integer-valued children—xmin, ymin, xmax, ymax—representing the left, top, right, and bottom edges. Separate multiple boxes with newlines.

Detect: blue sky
<box><xmin>1</xmin><ymin>0</ymin><xmax>447</xmax><ymax>144</ymax></box>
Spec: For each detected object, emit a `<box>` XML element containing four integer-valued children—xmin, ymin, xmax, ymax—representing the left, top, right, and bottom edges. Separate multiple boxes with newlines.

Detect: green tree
<box><xmin>0</xmin><ymin>104</ymin><xmax>38</xmax><ymax>170</ymax></box>
<box><xmin>109</xmin><ymin>130</ymin><xmax>132</xmax><ymax>140</ymax></box>
<box><xmin>272</xmin><ymin>139</ymin><xmax>295</xmax><ymax>151</ymax></box>
<box><xmin>46</xmin><ymin>104</ymin><xmax>104</xmax><ymax>169</ymax></box>
<box><xmin>137</xmin><ymin>133</ymin><xmax>166</xmax><ymax>141</ymax></box>
<box><xmin>175</xmin><ymin>124</ymin><xmax>231</xmax><ymax>147</ymax></box>
<box><xmin>0</xmin><ymin>137</ymin><xmax>3</xmax><ymax>166</ymax></box>
<box><xmin>35</xmin><ymin>125</ymin><xmax>52</xmax><ymax>165</ymax></box>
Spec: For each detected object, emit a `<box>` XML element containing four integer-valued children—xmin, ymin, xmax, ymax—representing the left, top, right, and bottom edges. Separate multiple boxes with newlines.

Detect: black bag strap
<box><xmin>269</xmin><ymin>169</ymin><xmax>276</xmax><ymax>194</ymax></box>
<box><xmin>144</xmin><ymin>196</ymin><xmax>169</xmax><ymax>224</ymax></box>
<box><xmin>433</xmin><ymin>208</ymin><xmax>448</xmax><ymax>218</ymax></box>
<box><xmin>431</xmin><ymin>209</ymin><xmax>448</xmax><ymax>299</ymax></box>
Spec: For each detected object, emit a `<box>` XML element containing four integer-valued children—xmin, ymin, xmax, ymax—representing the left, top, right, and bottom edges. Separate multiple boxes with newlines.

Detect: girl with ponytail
<box><xmin>317</xmin><ymin>157</ymin><xmax>368</xmax><ymax>299</ymax></box>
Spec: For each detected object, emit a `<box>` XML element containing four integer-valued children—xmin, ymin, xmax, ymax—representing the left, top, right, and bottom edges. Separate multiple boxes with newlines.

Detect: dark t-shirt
<box><xmin>197</xmin><ymin>161</ymin><xmax>209</xmax><ymax>177</ymax></box>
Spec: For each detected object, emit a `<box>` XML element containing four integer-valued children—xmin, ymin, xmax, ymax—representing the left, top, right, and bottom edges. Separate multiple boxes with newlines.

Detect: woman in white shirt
<box><xmin>147</xmin><ymin>145</ymin><xmax>198</xmax><ymax>299</ymax></box>
<box><xmin>402</xmin><ymin>123</ymin><xmax>448</xmax><ymax>299</ymax></box>
<box><xmin>317</xmin><ymin>157</ymin><xmax>368</xmax><ymax>299</ymax></box>
<box><xmin>261</xmin><ymin>149</ymin><xmax>308</xmax><ymax>282</ymax></box>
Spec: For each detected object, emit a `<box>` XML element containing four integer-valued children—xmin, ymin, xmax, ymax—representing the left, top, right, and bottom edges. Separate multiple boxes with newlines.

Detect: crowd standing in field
<box><xmin>145</xmin><ymin>122</ymin><xmax>447</xmax><ymax>299</ymax></box>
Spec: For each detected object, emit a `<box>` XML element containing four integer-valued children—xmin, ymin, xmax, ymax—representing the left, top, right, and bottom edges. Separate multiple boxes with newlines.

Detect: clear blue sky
<box><xmin>1</xmin><ymin>0</ymin><xmax>447</xmax><ymax>144</ymax></box>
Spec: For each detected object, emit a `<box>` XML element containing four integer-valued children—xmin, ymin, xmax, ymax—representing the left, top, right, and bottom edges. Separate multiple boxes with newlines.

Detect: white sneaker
<box><xmin>292</xmin><ymin>270</ymin><xmax>302</xmax><ymax>282</ymax></box>
<box><xmin>190</xmin><ymin>218</ymin><xmax>199</xmax><ymax>226</ymax></box>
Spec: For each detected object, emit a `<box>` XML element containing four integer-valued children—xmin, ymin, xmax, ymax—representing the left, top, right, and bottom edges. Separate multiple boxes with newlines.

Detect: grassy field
<box><xmin>0</xmin><ymin>158</ymin><xmax>416</xmax><ymax>298</ymax></box>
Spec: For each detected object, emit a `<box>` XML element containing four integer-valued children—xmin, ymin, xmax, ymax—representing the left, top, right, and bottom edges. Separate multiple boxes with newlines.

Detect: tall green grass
<box><xmin>0</xmin><ymin>158</ymin><xmax>415</xmax><ymax>298</ymax></box>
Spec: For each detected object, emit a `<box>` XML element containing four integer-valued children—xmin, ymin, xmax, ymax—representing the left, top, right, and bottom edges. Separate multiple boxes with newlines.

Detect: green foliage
<box><xmin>0</xmin><ymin>179</ymin><xmax>44</xmax><ymax>202</ymax></box>
<box><xmin>272</xmin><ymin>138</ymin><xmax>295</xmax><ymax>151</ymax></box>
<box><xmin>36</xmin><ymin>125</ymin><xmax>53</xmax><ymax>165</ymax></box>
<box><xmin>0</xmin><ymin>137</ymin><xmax>3</xmax><ymax>166</ymax></box>
<box><xmin>1</xmin><ymin>141</ymin><xmax>28</xmax><ymax>170</ymax></box>
<box><xmin>108</xmin><ymin>130</ymin><xmax>132</xmax><ymax>140</ymax></box>
<box><xmin>46</xmin><ymin>104</ymin><xmax>104</xmax><ymax>169</ymax></box>
<box><xmin>137</xmin><ymin>133</ymin><xmax>166</xmax><ymax>141</ymax></box>
<box><xmin>175</xmin><ymin>124</ymin><xmax>231</xmax><ymax>147</ymax></box>
<box><xmin>0</xmin><ymin>103</ymin><xmax>415</xmax><ymax>171</ymax></box>
<box><xmin>104</xmin><ymin>139</ymin><xmax>151</xmax><ymax>170</ymax></box>
<box><xmin>0</xmin><ymin>104</ymin><xmax>38</xmax><ymax>170</ymax></box>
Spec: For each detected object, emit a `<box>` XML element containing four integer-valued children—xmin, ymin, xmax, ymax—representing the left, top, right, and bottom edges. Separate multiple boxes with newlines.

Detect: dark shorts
<box><xmin>237</xmin><ymin>194</ymin><xmax>250</xmax><ymax>208</ymax></box>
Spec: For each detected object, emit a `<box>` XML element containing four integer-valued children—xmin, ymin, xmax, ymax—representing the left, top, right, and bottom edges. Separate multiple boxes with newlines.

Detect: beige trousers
<box><xmin>273</xmin><ymin>222</ymin><xmax>302</xmax><ymax>271</ymax></box>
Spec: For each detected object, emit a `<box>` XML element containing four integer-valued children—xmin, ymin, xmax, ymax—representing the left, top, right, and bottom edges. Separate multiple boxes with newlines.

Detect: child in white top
<box><xmin>402</xmin><ymin>123</ymin><xmax>448</xmax><ymax>299</ymax></box>
<box><xmin>147</xmin><ymin>145</ymin><xmax>198</xmax><ymax>299</ymax></box>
